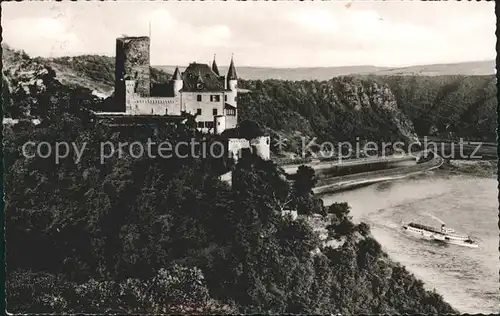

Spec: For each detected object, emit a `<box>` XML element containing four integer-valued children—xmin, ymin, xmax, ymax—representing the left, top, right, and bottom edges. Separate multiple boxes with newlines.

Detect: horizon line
<box><xmin>152</xmin><ymin>59</ymin><xmax>494</xmax><ymax>69</ymax></box>
<box><xmin>3</xmin><ymin>43</ymin><xmax>494</xmax><ymax>69</ymax></box>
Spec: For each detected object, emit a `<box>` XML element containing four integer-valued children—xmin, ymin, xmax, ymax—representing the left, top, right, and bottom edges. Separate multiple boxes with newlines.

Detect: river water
<box><xmin>322</xmin><ymin>172</ymin><xmax>499</xmax><ymax>314</ymax></box>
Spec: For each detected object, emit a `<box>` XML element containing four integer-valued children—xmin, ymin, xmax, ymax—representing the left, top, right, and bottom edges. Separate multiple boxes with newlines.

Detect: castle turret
<box><xmin>214</xmin><ymin>115</ymin><xmax>226</xmax><ymax>135</ymax></box>
<box><xmin>172</xmin><ymin>66</ymin><xmax>183</xmax><ymax>96</ymax></box>
<box><xmin>212</xmin><ymin>54</ymin><xmax>220</xmax><ymax>76</ymax></box>
<box><xmin>225</xmin><ymin>56</ymin><xmax>238</xmax><ymax>117</ymax></box>
<box><xmin>227</xmin><ymin>55</ymin><xmax>238</xmax><ymax>91</ymax></box>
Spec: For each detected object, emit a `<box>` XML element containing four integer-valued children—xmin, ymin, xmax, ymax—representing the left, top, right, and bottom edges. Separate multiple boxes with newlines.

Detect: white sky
<box><xmin>2</xmin><ymin>1</ymin><xmax>496</xmax><ymax>67</ymax></box>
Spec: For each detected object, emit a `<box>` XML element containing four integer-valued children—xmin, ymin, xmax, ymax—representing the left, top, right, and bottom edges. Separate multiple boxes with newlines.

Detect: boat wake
<box><xmin>424</xmin><ymin>212</ymin><xmax>446</xmax><ymax>225</ymax></box>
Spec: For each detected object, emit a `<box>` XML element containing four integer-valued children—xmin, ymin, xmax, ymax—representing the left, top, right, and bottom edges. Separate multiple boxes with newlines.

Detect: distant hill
<box><xmin>4</xmin><ymin>41</ymin><xmax>492</xmax><ymax>96</ymax></box>
<box><xmin>155</xmin><ymin>60</ymin><xmax>495</xmax><ymax>81</ymax></box>
<box><xmin>3</xmin><ymin>44</ymin><xmax>496</xmax><ymax>143</ymax></box>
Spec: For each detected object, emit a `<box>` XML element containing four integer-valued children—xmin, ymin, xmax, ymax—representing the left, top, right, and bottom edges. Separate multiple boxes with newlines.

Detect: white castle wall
<box><xmin>130</xmin><ymin>97</ymin><xmax>181</xmax><ymax>115</ymax></box>
<box><xmin>250</xmin><ymin>136</ymin><xmax>271</xmax><ymax>160</ymax></box>
<box><xmin>125</xmin><ymin>80</ymin><xmax>181</xmax><ymax>115</ymax></box>
<box><xmin>122</xmin><ymin>79</ymin><xmax>237</xmax><ymax>131</ymax></box>
<box><xmin>228</xmin><ymin>138</ymin><xmax>250</xmax><ymax>162</ymax></box>
<box><xmin>227</xmin><ymin>80</ymin><xmax>237</xmax><ymax>106</ymax></box>
<box><xmin>181</xmin><ymin>92</ymin><xmax>225</xmax><ymax>122</ymax></box>
<box><xmin>214</xmin><ymin>115</ymin><xmax>226</xmax><ymax>135</ymax></box>
<box><xmin>228</xmin><ymin>136</ymin><xmax>271</xmax><ymax>162</ymax></box>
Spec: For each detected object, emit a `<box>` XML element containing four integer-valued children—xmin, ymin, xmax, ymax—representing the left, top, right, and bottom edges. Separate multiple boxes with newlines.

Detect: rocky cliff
<box><xmin>238</xmin><ymin>78</ymin><xmax>419</xmax><ymax>155</ymax></box>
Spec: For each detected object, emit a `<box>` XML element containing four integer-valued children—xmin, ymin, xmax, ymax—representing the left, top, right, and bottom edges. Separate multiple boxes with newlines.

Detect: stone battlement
<box><xmin>126</xmin><ymin>95</ymin><xmax>181</xmax><ymax>116</ymax></box>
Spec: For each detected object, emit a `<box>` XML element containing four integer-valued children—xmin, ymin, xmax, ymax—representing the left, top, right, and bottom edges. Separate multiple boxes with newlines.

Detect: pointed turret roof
<box><xmin>227</xmin><ymin>55</ymin><xmax>237</xmax><ymax>80</ymax></box>
<box><xmin>212</xmin><ymin>54</ymin><xmax>220</xmax><ymax>76</ymax></box>
<box><xmin>172</xmin><ymin>67</ymin><xmax>182</xmax><ymax>80</ymax></box>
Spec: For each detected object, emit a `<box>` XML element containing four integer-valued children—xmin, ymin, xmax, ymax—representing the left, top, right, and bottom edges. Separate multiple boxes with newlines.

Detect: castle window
<box><xmin>225</xmin><ymin>95</ymin><xmax>228</xmax><ymax>101</ymax></box>
<box><xmin>196</xmin><ymin>109</ymin><xmax>202</xmax><ymax>115</ymax></box>
<box><xmin>197</xmin><ymin>95</ymin><xmax>202</xmax><ymax>101</ymax></box>
<box><xmin>197</xmin><ymin>122</ymin><xmax>204</xmax><ymax>128</ymax></box>
<box><xmin>205</xmin><ymin>121</ymin><xmax>214</xmax><ymax>129</ymax></box>
<box><xmin>210</xmin><ymin>95</ymin><xmax>221</xmax><ymax>102</ymax></box>
<box><xmin>226</xmin><ymin>108</ymin><xmax>236</xmax><ymax>116</ymax></box>
<box><xmin>213</xmin><ymin>108</ymin><xmax>218</xmax><ymax>116</ymax></box>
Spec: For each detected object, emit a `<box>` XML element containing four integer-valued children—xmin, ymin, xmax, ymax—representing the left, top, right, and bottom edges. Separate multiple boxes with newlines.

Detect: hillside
<box><xmin>3</xmin><ymin>45</ymin><xmax>496</xmax><ymax>144</ymax></box>
<box><xmin>155</xmin><ymin>60</ymin><xmax>495</xmax><ymax>81</ymax></box>
<box><xmin>237</xmin><ymin>75</ymin><xmax>497</xmax><ymax>152</ymax></box>
<box><xmin>2</xmin><ymin>44</ymin><xmax>473</xmax><ymax>314</ymax></box>
<box><xmin>4</xmin><ymin>110</ymin><xmax>456</xmax><ymax>313</ymax></box>
<box><xmin>375</xmin><ymin>75</ymin><xmax>497</xmax><ymax>141</ymax></box>
<box><xmin>3</xmin><ymin>42</ymin><xmax>493</xmax><ymax>96</ymax></box>
<box><xmin>237</xmin><ymin>78</ymin><xmax>418</xmax><ymax>153</ymax></box>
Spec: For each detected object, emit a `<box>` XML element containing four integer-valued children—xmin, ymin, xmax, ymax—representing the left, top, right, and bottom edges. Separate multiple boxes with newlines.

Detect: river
<box><xmin>322</xmin><ymin>171</ymin><xmax>499</xmax><ymax>314</ymax></box>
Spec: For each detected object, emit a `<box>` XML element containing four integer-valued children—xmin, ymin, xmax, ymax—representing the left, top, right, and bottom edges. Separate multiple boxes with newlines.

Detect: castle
<box><xmin>93</xmin><ymin>35</ymin><xmax>270</xmax><ymax>161</ymax></box>
<box><xmin>113</xmin><ymin>36</ymin><xmax>238</xmax><ymax>134</ymax></box>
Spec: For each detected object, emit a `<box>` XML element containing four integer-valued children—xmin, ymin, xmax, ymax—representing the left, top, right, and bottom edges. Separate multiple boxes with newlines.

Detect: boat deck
<box><xmin>408</xmin><ymin>222</ymin><xmax>442</xmax><ymax>234</ymax></box>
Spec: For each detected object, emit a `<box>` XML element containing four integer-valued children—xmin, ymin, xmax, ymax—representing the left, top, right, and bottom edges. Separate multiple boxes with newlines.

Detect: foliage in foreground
<box><xmin>5</xmin><ymin>108</ymin><xmax>455</xmax><ymax>314</ymax></box>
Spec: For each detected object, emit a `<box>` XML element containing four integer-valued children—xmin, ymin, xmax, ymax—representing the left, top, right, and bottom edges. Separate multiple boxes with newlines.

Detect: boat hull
<box><xmin>402</xmin><ymin>224</ymin><xmax>478</xmax><ymax>248</ymax></box>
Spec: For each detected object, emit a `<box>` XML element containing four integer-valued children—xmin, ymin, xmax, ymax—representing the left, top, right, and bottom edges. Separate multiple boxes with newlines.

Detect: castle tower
<box><xmin>172</xmin><ymin>66</ymin><xmax>183</xmax><ymax>96</ymax></box>
<box><xmin>227</xmin><ymin>55</ymin><xmax>238</xmax><ymax>92</ymax></box>
<box><xmin>225</xmin><ymin>56</ymin><xmax>238</xmax><ymax>110</ymax></box>
<box><xmin>115</xmin><ymin>36</ymin><xmax>151</xmax><ymax>110</ymax></box>
<box><xmin>212</xmin><ymin>54</ymin><xmax>220</xmax><ymax>76</ymax></box>
<box><xmin>214</xmin><ymin>115</ymin><xmax>226</xmax><ymax>135</ymax></box>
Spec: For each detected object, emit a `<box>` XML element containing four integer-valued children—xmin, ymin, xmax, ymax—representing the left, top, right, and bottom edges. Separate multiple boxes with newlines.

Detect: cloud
<box><xmin>287</xmin><ymin>9</ymin><xmax>339</xmax><ymax>34</ymax></box>
<box><xmin>2</xmin><ymin>1</ymin><xmax>495</xmax><ymax>67</ymax></box>
<box><xmin>3</xmin><ymin>17</ymin><xmax>82</xmax><ymax>56</ymax></box>
<box><xmin>199</xmin><ymin>25</ymin><xmax>231</xmax><ymax>46</ymax></box>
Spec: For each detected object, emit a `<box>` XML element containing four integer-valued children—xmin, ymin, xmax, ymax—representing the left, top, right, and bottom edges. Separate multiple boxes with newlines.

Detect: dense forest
<box><xmin>2</xmin><ymin>49</ymin><xmax>456</xmax><ymax>313</ymax></box>
<box><xmin>380</xmin><ymin>75</ymin><xmax>497</xmax><ymax>141</ymax></box>
<box><xmin>4</xmin><ymin>111</ymin><xmax>455</xmax><ymax>314</ymax></box>
<box><xmin>238</xmin><ymin>75</ymin><xmax>497</xmax><ymax>151</ymax></box>
<box><xmin>2</xmin><ymin>47</ymin><xmax>494</xmax><ymax>313</ymax></box>
<box><xmin>237</xmin><ymin>78</ymin><xmax>418</xmax><ymax>154</ymax></box>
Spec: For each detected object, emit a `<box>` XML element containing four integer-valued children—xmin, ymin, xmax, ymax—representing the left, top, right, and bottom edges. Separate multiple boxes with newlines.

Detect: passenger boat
<box><xmin>401</xmin><ymin>221</ymin><xmax>478</xmax><ymax>248</ymax></box>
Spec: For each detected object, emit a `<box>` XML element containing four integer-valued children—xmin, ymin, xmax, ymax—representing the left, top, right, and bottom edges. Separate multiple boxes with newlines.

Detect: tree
<box><xmin>327</xmin><ymin>202</ymin><xmax>351</xmax><ymax>220</ymax></box>
<box><xmin>293</xmin><ymin>165</ymin><xmax>317</xmax><ymax>196</ymax></box>
<box><xmin>238</xmin><ymin>119</ymin><xmax>264</xmax><ymax>140</ymax></box>
<box><xmin>357</xmin><ymin>222</ymin><xmax>371</xmax><ymax>237</ymax></box>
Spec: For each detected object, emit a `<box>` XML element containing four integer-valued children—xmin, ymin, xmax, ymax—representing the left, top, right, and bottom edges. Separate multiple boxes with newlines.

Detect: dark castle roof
<box><xmin>181</xmin><ymin>62</ymin><xmax>226</xmax><ymax>92</ymax></box>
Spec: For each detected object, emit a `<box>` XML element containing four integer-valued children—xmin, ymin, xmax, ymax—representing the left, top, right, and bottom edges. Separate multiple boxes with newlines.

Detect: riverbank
<box><xmin>438</xmin><ymin>159</ymin><xmax>497</xmax><ymax>178</ymax></box>
<box><xmin>313</xmin><ymin>154</ymin><xmax>443</xmax><ymax>195</ymax></box>
<box><xmin>319</xmin><ymin>174</ymin><xmax>498</xmax><ymax>314</ymax></box>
